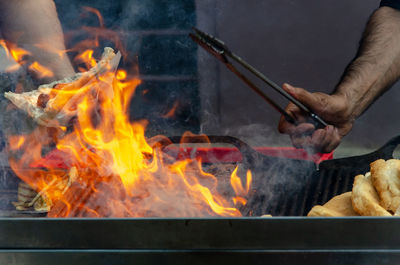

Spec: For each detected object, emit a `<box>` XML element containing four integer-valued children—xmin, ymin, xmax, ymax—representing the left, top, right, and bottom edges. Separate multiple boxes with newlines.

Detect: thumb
<box><xmin>283</xmin><ymin>83</ymin><xmax>320</xmax><ymax>109</ymax></box>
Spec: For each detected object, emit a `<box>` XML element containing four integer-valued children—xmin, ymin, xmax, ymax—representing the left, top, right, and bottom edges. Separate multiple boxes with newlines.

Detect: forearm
<box><xmin>335</xmin><ymin>6</ymin><xmax>400</xmax><ymax>121</ymax></box>
<box><xmin>0</xmin><ymin>0</ymin><xmax>74</xmax><ymax>80</ymax></box>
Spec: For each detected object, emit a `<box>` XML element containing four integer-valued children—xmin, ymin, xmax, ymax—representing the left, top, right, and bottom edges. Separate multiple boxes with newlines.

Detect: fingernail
<box><xmin>284</xmin><ymin>83</ymin><xmax>294</xmax><ymax>93</ymax></box>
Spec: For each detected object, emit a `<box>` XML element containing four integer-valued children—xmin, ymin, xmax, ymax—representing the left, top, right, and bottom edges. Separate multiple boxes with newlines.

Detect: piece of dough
<box><xmin>370</xmin><ymin>159</ymin><xmax>400</xmax><ymax>213</ymax></box>
<box><xmin>307</xmin><ymin>192</ymin><xmax>358</xmax><ymax>217</ymax></box>
<box><xmin>351</xmin><ymin>172</ymin><xmax>392</xmax><ymax>216</ymax></box>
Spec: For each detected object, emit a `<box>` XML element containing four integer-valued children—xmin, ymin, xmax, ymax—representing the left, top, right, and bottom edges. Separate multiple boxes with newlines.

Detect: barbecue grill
<box><xmin>2</xmin><ymin>135</ymin><xmax>400</xmax><ymax>264</ymax></box>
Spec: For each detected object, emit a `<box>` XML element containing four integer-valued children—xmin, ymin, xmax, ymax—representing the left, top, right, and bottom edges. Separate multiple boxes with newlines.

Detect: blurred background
<box><xmin>2</xmin><ymin>0</ymin><xmax>400</xmax><ymax>157</ymax></box>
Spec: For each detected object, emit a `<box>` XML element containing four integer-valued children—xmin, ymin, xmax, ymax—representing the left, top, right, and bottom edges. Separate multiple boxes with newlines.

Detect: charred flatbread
<box><xmin>4</xmin><ymin>47</ymin><xmax>121</xmax><ymax>127</ymax></box>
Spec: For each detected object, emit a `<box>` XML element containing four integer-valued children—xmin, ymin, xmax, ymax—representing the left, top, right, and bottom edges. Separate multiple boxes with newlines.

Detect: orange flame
<box><xmin>8</xmin><ymin>135</ymin><xmax>26</xmax><ymax>150</ymax></box>
<box><xmin>74</xmin><ymin>49</ymin><xmax>97</xmax><ymax>70</ymax></box>
<box><xmin>6</xmin><ymin>8</ymin><xmax>253</xmax><ymax>218</ymax></box>
<box><xmin>28</xmin><ymin>62</ymin><xmax>54</xmax><ymax>79</ymax></box>
<box><xmin>162</xmin><ymin>101</ymin><xmax>179</xmax><ymax>118</ymax></box>
<box><xmin>0</xmin><ymin>40</ymin><xmax>60</xmax><ymax>78</ymax></box>
<box><xmin>230</xmin><ymin>167</ymin><xmax>252</xmax><ymax>206</ymax></box>
<box><xmin>116</xmin><ymin>70</ymin><xmax>127</xmax><ymax>80</ymax></box>
<box><xmin>10</xmin><ymin>46</ymin><xmax>31</xmax><ymax>63</ymax></box>
<box><xmin>0</xmin><ymin>39</ymin><xmax>10</xmax><ymax>57</ymax></box>
<box><xmin>0</xmin><ymin>41</ymin><xmax>31</xmax><ymax>72</ymax></box>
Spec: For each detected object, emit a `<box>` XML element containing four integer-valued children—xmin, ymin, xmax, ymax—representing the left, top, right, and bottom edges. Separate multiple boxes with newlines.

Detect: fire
<box><xmin>231</xmin><ymin>167</ymin><xmax>252</xmax><ymax>206</ymax></box>
<box><xmin>6</xmin><ymin>8</ymin><xmax>253</xmax><ymax>218</ymax></box>
<box><xmin>116</xmin><ymin>70</ymin><xmax>127</xmax><ymax>80</ymax></box>
<box><xmin>28</xmin><ymin>62</ymin><xmax>54</xmax><ymax>79</ymax></box>
<box><xmin>74</xmin><ymin>49</ymin><xmax>97</xmax><ymax>70</ymax></box>
<box><xmin>0</xmin><ymin>41</ymin><xmax>32</xmax><ymax>72</ymax></box>
<box><xmin>162</xmin><ymin>101</ymin><xmax>179</xmax><ymax>118</ymax></box>
<box><xmin>9</xmin><ymin>46</ymin><xmax>31</xmax><ymax>64</ymax></box>
<box><xmin>8</xmin><ymin>136</ymin><xmax>26</xmax><ymax>150</ymax></box>
<box><xmin>0</xmin><ymin>40</ymin><xmax>56</xmax><ymax>77</ymax></box>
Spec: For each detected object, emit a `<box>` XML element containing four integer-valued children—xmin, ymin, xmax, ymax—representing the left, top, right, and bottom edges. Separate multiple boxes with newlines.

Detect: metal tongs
<box><xmin>189</xmin><ymin>27</ymin><xmax>328</xmax><ymax>129</ymax></box>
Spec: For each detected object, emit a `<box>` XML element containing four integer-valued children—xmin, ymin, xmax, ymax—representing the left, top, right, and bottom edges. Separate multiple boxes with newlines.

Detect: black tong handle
<box><xmin>189</xmin><ymin>27</ymin><xmax>328</xmax><ymax>129</ymax></box>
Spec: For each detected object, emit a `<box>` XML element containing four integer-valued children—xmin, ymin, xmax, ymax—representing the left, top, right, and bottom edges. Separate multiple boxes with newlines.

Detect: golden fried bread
<box><xmin>370</xmin><ymin>159</ymin><xmax>400</xmax><ymax>213</ymax></box>
<box><xmin>307</xmin><ymin>206</ymin><xmax>338</xmax><ymax>217</ymax></box>
<box><xmin>351</xmin><ymin>172</ymin><xmax>392</xmax><ymax>216</ymax></box>
<box><xmin>307</xmin><ymin>192</ymin><xmax>358</xmax><ymax>217</ymax></box>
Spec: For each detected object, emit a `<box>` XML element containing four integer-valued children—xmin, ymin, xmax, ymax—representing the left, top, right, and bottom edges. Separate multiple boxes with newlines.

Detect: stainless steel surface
<box><xmin>1</xmin><ymin>217</ymin><xmax>400</xmax><ymax>265</ymax></box>
<box><xmin>1</xmin><ymin>217</ymin><xmax>400</xmax><ymax>249</ymax></box>
<box><xmin>2</xmin><ymin>250</ymin><xmax>400</xmax><ymax>265</ymax></box>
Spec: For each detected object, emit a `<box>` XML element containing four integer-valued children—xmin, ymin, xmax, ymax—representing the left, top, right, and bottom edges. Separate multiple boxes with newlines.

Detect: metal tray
<box><xmin>1</xmin><ymin>217</ymin><xmax>400</xmax><ymax>265</ymax></box>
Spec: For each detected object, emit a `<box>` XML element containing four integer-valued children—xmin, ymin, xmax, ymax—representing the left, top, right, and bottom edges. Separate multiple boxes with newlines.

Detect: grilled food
<box><xmin>307</xmin><ymin>192</ymin><xmax>358</xmax><ymax>217</ymax></box>
<box><xmin>308</xmin><ymin>158</ymin><xmax>400</xmax><ymax>217</ymax></box>
<box><xmin>12</xmin><ymin>167</ymin><xmax>78</xmax><ymax>212</ymax></box>
<box><xmin>4</xmin><ymin>47</ymin><xmax>121</xmax><ymax>127</ymax></box>
<box><xmin>351</xmin><ymin>172</ymin><xmax>391</xmax><ymax>216</ymax></box>
<box><xmin>370</xmin><ymin>159</ymin><xmax>400</xmax><ymax>213</ymax></box>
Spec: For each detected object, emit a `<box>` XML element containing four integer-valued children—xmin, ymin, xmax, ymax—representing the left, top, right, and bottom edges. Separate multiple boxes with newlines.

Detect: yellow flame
<box><xmin>28</xmin><ymin>61</ymin><xmax>54</xmax><ymax>78</ymax></box>
<box><xmin>230</xmin><ymin>166</ymin><xmax>252</xmax><ymax>206</ymax></box>
<box><xmin>10</xmin><ymin>47</ymin><xmax>31</xmax><ymax>63</ymax></box>
<box><xmin>8</xmin><ymin>136</ymin><xmax>26</xmax><ymax>150</ymax></box>
<box><xmin>6</xmin><ymin>9</ymin><xmax>253</xmax><ymax>217</ymax></box>
<box><xmin>74</xmin><ymin>49</ymin><xmax>97</xmax><ymax>69</ymax></box>
<box><xmin>116</xmin><ymin>70</ymin><xmax>127</xmax><ymax>80</ymax></box>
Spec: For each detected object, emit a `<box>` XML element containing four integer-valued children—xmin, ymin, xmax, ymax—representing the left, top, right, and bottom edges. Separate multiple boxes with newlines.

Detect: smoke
<box><xmin>223</xmin><ymin>123</ymin><xmax>291</xmax><ymax>147</ymax></box>
<box><xmin>1</xmin><ymin>0</ymin><xmax>377</xmax><ymax>217</ymax></box>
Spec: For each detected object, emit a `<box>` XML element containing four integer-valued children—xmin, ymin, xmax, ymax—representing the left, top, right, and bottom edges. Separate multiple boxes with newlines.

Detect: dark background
<box><xmin>55</xmin><ymin>0</ymin><xmax>199</xmax><ymax>136</ymax></box>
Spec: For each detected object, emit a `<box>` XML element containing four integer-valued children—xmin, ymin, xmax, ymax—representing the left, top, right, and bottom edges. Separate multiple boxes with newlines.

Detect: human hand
<box><xmin>278</xmin><ymin>83</ymin><xmax>354</xmax><ymax>153</ymax></box>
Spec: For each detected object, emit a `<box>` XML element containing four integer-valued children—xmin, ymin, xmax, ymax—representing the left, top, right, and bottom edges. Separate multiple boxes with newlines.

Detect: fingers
<box><xmin>282</xmin><ymin>83</ymin><xmax>322</xmax><ymax>112</ymax></box>
<box><xmin>320</xmin><ymin>126</ymin><xmax>341</xmax><ymax>153</ymax></box>
<box><xmin>279</xmin><ymin>83</ymin><xmax>344</xmax><ymax>153</ymax></box>
<box><xmin>279</xmin><ymin>83</ymin><xmax>321</xmax><ymax>135</ymax></box>
<box><xmin>278</xmin><ymin>102</ymin><xmax>309</xmax><ymax>134</ymax></box>
<box><xmin>289</xmin><ymin>123</ymin><xmax>316</xmax><ymax>149</ymax></box>
<box><xmin>294</xmin><ymin>125</ymin><xmax>341</xmax><ymax>153</ymax></box>
<box><xmin>278</xmin><ymin>107</ymin><xmax>295</xmax><ymax>134</ymax></box>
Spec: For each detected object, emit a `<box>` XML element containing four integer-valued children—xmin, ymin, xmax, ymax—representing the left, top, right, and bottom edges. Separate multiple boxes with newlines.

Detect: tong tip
<box><xmin>189</xmin><ymin>27</ymin><xmax>229</xmax><ymax>63</ymax></box>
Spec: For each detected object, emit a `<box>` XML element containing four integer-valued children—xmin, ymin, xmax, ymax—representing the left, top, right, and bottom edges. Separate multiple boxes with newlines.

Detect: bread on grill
<box><xmin>308</xmin><ymin>158</ymin><xmax>400</xmax><ymax>217</ymax></box>
<box><xmin>370</xmin><ymin>159</ymin><xmax>400</xmax><ymax>214</ymax></box>
<box><xmin>351</xmin><ymin>172</ymin><xmax>392</xmax><ymax>216</ymax></box>
<box><xmin>307</xmin><ymin>192</ymin><xmax>359</xmax><ymax>217</ymax></box>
